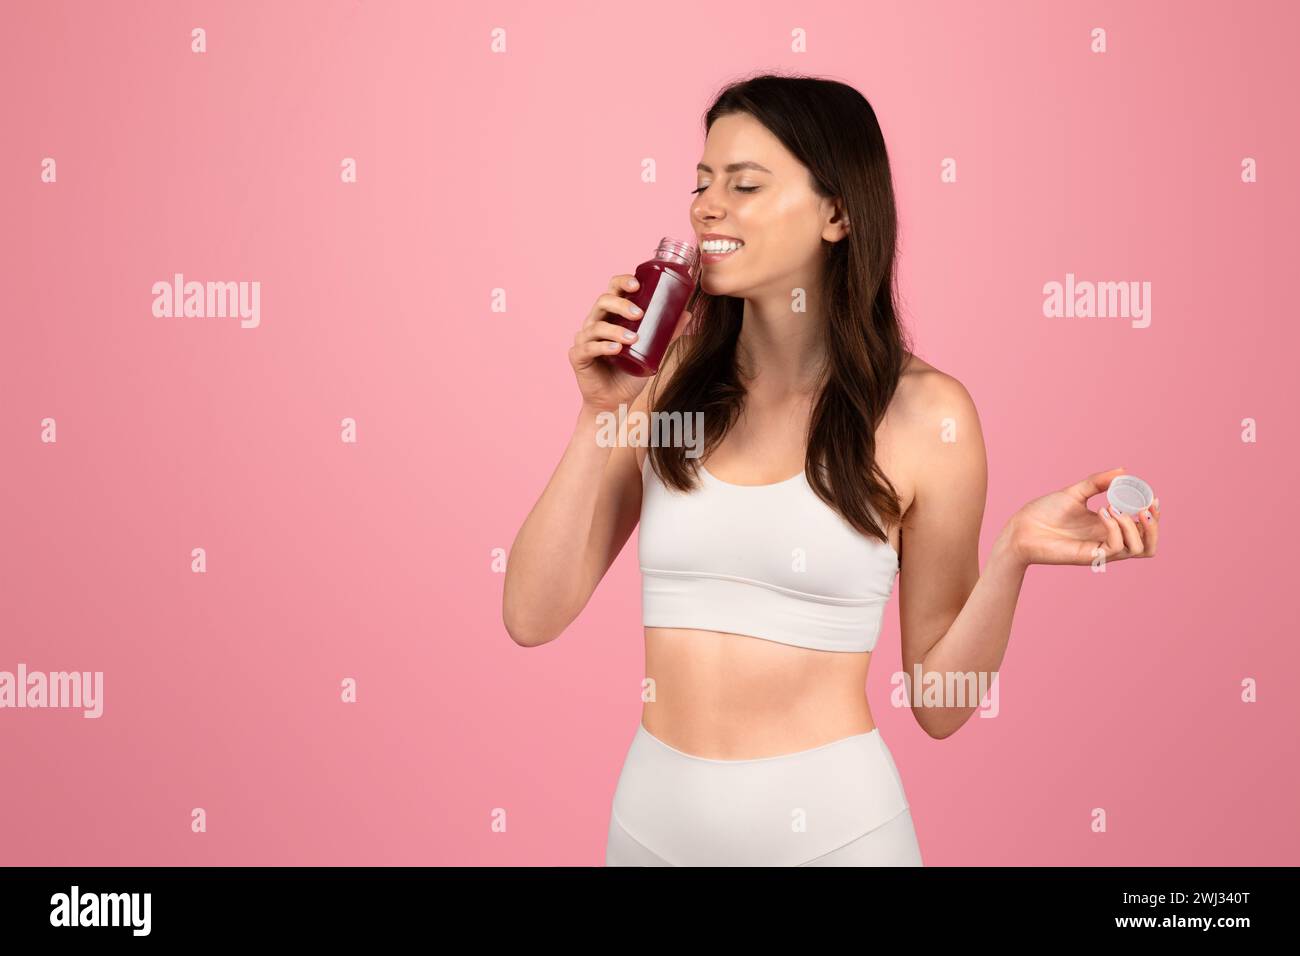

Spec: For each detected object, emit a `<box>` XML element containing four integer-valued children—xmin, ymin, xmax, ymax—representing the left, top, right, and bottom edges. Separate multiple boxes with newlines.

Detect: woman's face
<box><xmin>690</xmin><ymin>112</ymin><xmax>847</xmax><ymax>300</ymax></box>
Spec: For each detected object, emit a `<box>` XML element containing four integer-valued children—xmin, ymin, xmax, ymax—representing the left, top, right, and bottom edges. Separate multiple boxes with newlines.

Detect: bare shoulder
<box><xmin>889</xmin><ymin>353</ymin><xmax>979</xmax><ymax>431</ymax></box>
<box><xmin>882</xmin><ymin>353</ymin><xmax>984</xmax><ymax>515</ymax></box>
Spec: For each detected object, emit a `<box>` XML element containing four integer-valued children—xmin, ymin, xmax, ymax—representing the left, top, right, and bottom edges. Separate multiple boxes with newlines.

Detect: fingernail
<box><xmin>629</xmin><ymin>279</ymin><xmax>639</xmax><ymax>288</ymax></box>
<box><xmin>630</xmin><ymin>305</ymin><xmax>642</xmax><ymax>315</ymax></box>
<box><xmin>623</xmin><ymin>330</ymin><xmax>636</xmax><ymax>340</ymax></box>
<box><xmin>1110</xmin><ymin>506</ymin><xmax>1125</xmax><ymax>519</ymax></box>
<box><xmin>1153</xmin><ymin>497</ymin><xmax>1160</xmax><ymax>510</ymax></box>
<box><xmin>1141</xmin><ymin>510</ymin><xmax>1152</xmax><ymax>521</ymax></box>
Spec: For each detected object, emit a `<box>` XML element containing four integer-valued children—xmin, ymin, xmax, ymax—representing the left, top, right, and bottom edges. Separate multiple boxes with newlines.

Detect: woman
<box><xmin>502</xmin><ymin>73</ymin><xmax>1161</xmax><ymax>866</ymax></box>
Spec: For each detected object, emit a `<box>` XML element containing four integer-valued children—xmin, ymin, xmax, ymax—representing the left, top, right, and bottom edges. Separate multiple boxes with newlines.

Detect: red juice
<box><xmin>606</xmin><ymin>237</ymin><xmax>699</xmax><ymax>376</ymax></box>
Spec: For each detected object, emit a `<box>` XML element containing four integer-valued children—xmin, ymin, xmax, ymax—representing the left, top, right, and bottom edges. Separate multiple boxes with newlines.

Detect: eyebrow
<box><xmin>696</xmin><ymin>161</ymin><xmax>773</xmax><ymax>174</ymax></box>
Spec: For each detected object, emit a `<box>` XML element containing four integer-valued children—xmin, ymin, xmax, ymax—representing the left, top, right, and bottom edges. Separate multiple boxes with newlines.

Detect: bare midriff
<box><xmin>640</xmin><ymin>627</ymin><xmax>882</xmax><ymax>760</ymax></box>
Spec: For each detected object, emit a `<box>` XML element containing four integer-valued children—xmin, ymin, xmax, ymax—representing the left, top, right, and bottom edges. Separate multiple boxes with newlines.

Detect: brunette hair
<box><xmin>647</xmin><ymin>71</ymin><xmax>915</xmax><ymax>554</ymax></box>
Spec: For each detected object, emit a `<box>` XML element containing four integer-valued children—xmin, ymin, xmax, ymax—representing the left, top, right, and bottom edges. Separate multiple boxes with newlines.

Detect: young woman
<box><xmin>502</xmin><ymin>73</ymin><xmax>1161</xmax><ymax>866</ymax></box>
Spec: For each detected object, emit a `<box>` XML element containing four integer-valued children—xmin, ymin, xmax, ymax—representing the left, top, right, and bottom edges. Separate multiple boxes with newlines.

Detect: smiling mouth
<box><xmin>700</xmin><ymin>240</ymin><xmax>744</xmax><ymax>262</ymax></box>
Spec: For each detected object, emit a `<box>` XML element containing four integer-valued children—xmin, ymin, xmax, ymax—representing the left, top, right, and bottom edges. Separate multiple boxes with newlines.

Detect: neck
<box><xmin>736</xmin><ymin>295</ymin><xmax>828</xmax><ymax>397</ymax></box>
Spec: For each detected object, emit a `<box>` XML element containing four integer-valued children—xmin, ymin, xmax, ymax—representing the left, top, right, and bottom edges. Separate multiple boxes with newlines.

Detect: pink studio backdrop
<box><xmin>3</xmin><ymin>1</ymin><xmax>1298</xmax><ymax>866</ymax></box>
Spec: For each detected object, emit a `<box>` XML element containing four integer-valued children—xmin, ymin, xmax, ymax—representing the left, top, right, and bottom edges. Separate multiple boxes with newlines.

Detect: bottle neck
<box><xmin>653</xmin><ymin>238</ymin><xmax>699</xmax><ymax>280</ymax></box>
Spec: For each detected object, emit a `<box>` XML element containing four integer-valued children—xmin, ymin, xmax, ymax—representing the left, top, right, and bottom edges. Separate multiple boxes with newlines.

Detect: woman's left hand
<box><xmin>1000</xmin><ymin>467</ymin><xmax>1160</xmax><ymax>567</ymax></box>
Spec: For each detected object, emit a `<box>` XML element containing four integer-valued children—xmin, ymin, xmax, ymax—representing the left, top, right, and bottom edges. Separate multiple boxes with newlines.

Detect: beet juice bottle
<box><xmin>605</xmin><ymin>237</ymin><xmax>699</xmax><ymax>376</ymax></box>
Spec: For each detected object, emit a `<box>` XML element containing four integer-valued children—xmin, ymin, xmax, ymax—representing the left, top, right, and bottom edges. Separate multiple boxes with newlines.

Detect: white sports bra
<box><xmin>638</xmin><ymin>452</ymin><xmax>900</xmax><ymax>653</ymax></box>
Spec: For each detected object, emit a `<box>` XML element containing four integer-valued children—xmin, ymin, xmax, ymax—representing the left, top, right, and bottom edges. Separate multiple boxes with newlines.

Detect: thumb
<box><xmin>1065</xmin><ymin>466</ymin><xmax>1126</xmax><ymax>501</ymax></box>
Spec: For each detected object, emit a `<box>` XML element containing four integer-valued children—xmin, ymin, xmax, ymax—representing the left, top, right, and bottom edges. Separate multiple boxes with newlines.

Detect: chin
<box><xmin>700</xmin><ymin>273</ymin><xmax>750</xmax><ymax>298</ymax></box>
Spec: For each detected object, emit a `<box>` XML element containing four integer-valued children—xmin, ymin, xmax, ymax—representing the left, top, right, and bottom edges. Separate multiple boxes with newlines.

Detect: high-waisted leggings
<box><xmin>606</xmin><ymin>722</ymin><xmax>923</xmax><ymax>866</ymax></box>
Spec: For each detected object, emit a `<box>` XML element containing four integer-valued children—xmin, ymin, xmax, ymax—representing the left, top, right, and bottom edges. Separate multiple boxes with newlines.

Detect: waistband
<box><xmin>636</xmin><ymin>721</ymin><xmax>881</xmax><ymax>764</ymax></box>
<box><xmin>612</xmin><ymin>719</ymin><xmax>912</xmax><ymax>865</ymax></box>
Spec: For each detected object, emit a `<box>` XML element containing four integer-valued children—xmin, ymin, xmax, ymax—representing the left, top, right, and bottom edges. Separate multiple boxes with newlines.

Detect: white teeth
<box><xmin>702</xmin><ymin>239</ymin><xmax>743</xmax><ymax>253</ymax></box>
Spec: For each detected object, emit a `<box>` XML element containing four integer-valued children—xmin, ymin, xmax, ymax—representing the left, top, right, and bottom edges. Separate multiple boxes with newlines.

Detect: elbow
<box><xmin>502</xmin><ymin>600</ymin><xmax>557</xmax><ymax>648</ymax></box>
<box><xmin>503</xmin><ymin>574</ymin><xmax>585</xmax><ymax>647</ymax></box>
<box><xmin>914</xmin><ymin>708</ymin><xmax>960</xmax><ymax>740</ymax></box>
<box><xmin>502</xmin><ymin>574</ymin><xmax>538</xmax><ymax>646</ymax></box>
<box><xmin>503</xmin><ymin>605</ymin><xmax>541</xmax><ymax>648</ymax></box>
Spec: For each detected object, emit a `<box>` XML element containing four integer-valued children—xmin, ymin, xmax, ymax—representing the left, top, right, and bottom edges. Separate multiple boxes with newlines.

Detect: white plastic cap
<box><xmin>1107</xmin><ymin>474</ymin><xmax>1154</xmax><ymax>516</ymax></box>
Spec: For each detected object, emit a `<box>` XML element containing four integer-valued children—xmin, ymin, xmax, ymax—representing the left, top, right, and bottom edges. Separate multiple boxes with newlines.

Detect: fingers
<box><xmin>1135</xmin><ymin>499</ymin><xmax>1159</xmax><ymax>556</ymax></box>
<box><xmin>574</xmin><ymin>317</ymin><xmax>640</xmax><ymax>348</ymax></box>
<box><xmin>570</xmin><ymin>321</ymin><xmax>638</xmax><ymax>367</ymax></box>
<box><xmin>570</xmin><ymin>276</ymin><xmax>642</xmax><ymax>373</ymax></box>
<box><xmin>608</xmin><ymin>274</ymin><xmax>639</xmax><ymax>296</ymax></box>
<box><xmin>584</xmin><ymin>276</ymin><xmax>640</xmax><ymax>326</ymax></box>
<box><xmin>1099</xmin><ymin>505</ymin><xmax>1146</xmax><ymax>558</ymax></box>
<box><xmin>1096</xmin><ymin>505</ymin><xmax>1126</xmax><ymax>558</ymax></box>
<box><xmin>569</xmin><ymin>336</ymin><xmax>623</xmax><ymax>370</ymax></box>
<box><xmin>583</xmin><ymin>291</ymin><xmax>644</xmax><ymax>332</ymax></box>
<box><xmin>1066</xmin><ymin>466</ymin><xmax>1126</xmax><ymax>501</ymax></box>
<box><xmin>571</xmin><ymin>313</ymin><xmax>644</xmax><ymax>371</ymax></box>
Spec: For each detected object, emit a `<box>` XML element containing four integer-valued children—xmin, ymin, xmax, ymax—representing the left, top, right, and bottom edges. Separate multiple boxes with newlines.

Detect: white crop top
<box><xmin>638</xmin><ymin>453</ymin><xmax>900</xmax><ymax>653</ymax></box>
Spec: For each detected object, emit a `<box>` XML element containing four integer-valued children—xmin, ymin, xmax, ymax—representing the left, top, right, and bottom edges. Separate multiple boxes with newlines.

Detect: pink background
<box><xmin>3</xmin><ymin>0</ymin><xmax>1297</xmax><ymax>865</ymax></box>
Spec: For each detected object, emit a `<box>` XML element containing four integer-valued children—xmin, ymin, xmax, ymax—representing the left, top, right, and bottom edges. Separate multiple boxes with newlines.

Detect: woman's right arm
<box><xmin>501</xmin><ymin>274</ymin><xmax>691</xmax><ymax>647</ymax></box>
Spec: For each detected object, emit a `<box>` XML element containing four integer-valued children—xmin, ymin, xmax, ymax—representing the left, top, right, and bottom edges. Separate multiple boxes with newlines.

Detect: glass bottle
<box><xmin>605</xmin><ymin>237</ymin><xmax>699</xmax><ymax>376</ymax></box>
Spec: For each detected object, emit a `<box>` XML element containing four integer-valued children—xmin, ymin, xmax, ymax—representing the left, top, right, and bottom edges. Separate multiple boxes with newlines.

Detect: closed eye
<box><xmin>690</xmin><ymin>185</ymin><xmax>759</xmax><ymax>195</ymax></box>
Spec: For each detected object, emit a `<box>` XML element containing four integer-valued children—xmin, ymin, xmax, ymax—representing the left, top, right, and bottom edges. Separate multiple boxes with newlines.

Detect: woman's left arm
<box><xmin>894</xmin><ymin>373</ymin><xmax>1159</xmax><ymax>740</ymax></box>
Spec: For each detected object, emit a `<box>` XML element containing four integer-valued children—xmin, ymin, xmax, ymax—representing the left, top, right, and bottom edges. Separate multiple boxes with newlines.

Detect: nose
<box><xmin>691</xmin><ymin>191</ymin><xmax>724</xmax><ymax>225</ymax></box>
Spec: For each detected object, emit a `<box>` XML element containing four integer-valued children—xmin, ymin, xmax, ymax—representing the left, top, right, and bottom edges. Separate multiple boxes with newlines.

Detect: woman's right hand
<box><xmin>569</xmin><ymin>274</ymin><xmax>687</xmax><ymax>412</ymax></box>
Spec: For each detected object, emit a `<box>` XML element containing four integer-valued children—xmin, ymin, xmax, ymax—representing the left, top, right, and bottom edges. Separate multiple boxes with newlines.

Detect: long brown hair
<box><xmin>648</xmin><ymin>71</ymin><xmax>915</xmax><ymax>552</ymax></box>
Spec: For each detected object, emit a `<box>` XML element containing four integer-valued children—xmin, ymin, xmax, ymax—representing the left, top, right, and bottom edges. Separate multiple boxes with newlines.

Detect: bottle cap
<box><xmin>1106</xmin><ymin>474</ymin><xmax>1154</xmax><ymax>516</ymax></box>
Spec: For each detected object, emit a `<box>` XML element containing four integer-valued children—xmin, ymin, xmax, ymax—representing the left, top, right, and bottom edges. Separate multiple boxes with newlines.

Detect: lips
<box><xmin>699</xmin><ymin>235</ymin><xmax>744</xmax><ymax>263</ymax></box>
<box><xmin>701</xmin><ymin>246</ymin><xmax>742</xmax><ymax>264</ymax></box>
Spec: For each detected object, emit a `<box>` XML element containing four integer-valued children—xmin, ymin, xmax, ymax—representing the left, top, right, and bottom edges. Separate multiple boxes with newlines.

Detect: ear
<box><xmin>823</xmin><ymin>198</ymin><xmax>851</xmax><ymax>242</ymax></box>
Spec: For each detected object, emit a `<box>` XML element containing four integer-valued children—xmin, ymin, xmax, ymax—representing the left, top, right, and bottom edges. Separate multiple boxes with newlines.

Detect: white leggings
<box><xmin>606</xmin><ymin>722</ymin><xmax>923</xmax><ymax>867</ymax></box>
